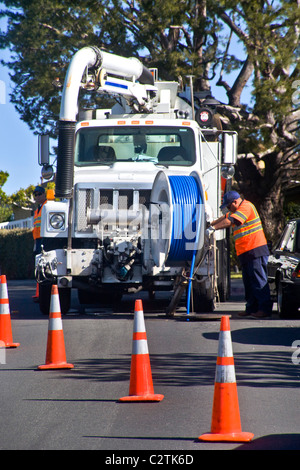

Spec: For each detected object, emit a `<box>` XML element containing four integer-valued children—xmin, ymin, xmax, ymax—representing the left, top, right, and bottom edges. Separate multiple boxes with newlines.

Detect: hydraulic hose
<box><xmin>168</xmin><ymin>175</ymin><xmax>203</xmax><ymax>262</ymax></box>
<box><xmin>167</xmin><ymin>175</ymin><xmax>203</xmax><ymax>316</ymax></box>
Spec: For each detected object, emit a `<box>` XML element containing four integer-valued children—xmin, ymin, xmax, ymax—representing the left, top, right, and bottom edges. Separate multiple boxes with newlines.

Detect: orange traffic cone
<box><xmin>38</xmin><ymin>284</ymin><xmax>74</xmax><ymax>370</ymax></box>
<box><xmin>0</xmin><ymin>275</ymin><xmax>20</xmax><ymax>348</ymax></box>
<box><xmin>119</xmin><ymin>299</ymin><xmax>164</xmax><ymax>402</ymax></box>
<box><xmin>32</xmin><ymin>283</ymin><xmax>39</xmax><ymax>302</ymax></box>
<box><xmin>199</xmin><ymin>316</ymin><xmax>253</xmax><ymax>442</ymax></box>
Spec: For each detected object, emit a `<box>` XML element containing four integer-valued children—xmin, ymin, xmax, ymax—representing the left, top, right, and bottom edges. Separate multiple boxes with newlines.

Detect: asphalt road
<box><xmin>1</xmin><ymin>278</ymin><xmax>300</xmax><ymax>453</ymax></box>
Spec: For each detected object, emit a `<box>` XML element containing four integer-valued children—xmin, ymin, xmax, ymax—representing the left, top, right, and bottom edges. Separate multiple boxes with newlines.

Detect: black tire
<box><xmin>59</xmin><ymin>287</ymin><xmax>71</xmax><ymax>315</ymax></box>
<box><xmin>217</xmin><ymin>239</ymin><xmax>229</xmax><ymax>301</ymax></box>
<box><xmin>39</xmin><ymin>282</ymin><xmax>71</xmax><ymax>315</ymax></box>
<box><xmin>191</xmin><ymin>280</ymin><xmax>215</xmax><ymax>313</ymax></box>
<box><xmin>277</xmin><ymin>281</ymin><xmax>298</xmax><ymax>318</ymax></box>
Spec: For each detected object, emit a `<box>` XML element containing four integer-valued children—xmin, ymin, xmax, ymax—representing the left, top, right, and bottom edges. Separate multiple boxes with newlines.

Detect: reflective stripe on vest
<box><xmin>231</xmin><ymin>200</ymin><xmax>267</xmax><ymax>256</ymax></box>
<box><xmin>33</xmin><ymin>201</ymin><xmax>47</xmax><ymax>240</ymax></box>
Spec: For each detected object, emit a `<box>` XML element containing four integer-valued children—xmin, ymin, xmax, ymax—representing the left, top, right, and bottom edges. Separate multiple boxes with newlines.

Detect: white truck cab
<box><xmin>36</xmin><ymin>47</ymin><xmax>236</xmax><ymax>315</ymax></box>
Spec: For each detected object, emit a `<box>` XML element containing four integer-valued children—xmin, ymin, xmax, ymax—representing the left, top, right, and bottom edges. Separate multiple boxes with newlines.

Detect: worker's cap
<box><xmin>220</xmin><ymin>190</ymin><xmax>240</xmax><ymax>209</ymax></box>
<box><xmin>33</xmin><ymin>186</ymin><xmax>45</xmax><ymax>195</ymax></box>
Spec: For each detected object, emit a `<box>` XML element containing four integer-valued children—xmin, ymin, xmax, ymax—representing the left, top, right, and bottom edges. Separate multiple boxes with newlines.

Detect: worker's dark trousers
<box><xmin>241</xmin><ymin>255</ymin><xmax>273</xmax><ymax>315</ymax></box>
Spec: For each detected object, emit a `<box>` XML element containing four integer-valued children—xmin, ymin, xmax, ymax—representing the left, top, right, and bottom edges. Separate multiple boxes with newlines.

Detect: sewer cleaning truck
<box><xmin>35</xmin><ymin>46</ymin><xmax>237</xmax><ymax>315</ymax></box>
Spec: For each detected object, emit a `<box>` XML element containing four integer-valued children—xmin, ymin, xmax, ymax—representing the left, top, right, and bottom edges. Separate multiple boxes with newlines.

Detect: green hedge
<box><xmin>0</xmin><ymin>229</ymin><xmax>34</xmax><ymax>279</ymax></box>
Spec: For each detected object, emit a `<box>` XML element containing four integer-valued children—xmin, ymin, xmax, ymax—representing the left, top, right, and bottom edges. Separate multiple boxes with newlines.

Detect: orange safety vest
<box><xmin>33</xmin><ymin>201</ymin><xmax>47</xmax><ymax>240</ymax></box>
<box><xmin>229</xmin><ymin>200</ymin><xmax>267</xmax><ymax>256</ymax></box>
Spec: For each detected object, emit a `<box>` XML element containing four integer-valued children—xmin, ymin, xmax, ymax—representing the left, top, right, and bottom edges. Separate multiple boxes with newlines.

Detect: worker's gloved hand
<box><xmin>206</xmin><ymin>225</ymin><xmax>216</xmax><ymax>236</ymax></box>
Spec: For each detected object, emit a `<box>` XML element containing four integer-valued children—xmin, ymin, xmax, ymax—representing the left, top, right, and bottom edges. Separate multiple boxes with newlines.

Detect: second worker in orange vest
<box><xmin>209</xmin><ymin>190</ymin><xmax>272</xmax><ymax>318</ymax></box>
<box><xmin>33</xmin><ymin>186</ymin><xmax>47</xmax><ymax>255</ymax></box>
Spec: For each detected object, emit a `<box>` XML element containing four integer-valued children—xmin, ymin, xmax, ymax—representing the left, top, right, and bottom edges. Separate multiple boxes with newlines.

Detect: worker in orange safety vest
<box><xmin>32</xmin><ymin>186</ymin><xmax>47</xmax><ymax>255</ymax></box>
<box><xmin>208</xmin><ymin>190</ymin><xmax>272</xmax><ymax>318</ymax></box>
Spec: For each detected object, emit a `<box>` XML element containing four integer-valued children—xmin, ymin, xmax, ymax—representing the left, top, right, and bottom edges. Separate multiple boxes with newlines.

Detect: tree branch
<box><xmin>219</xmin><ymin>11</ymin><xmax>249</xmax><ymax>43</ymax></box>
<box><xmin>227</xmin><ymin>56</ymin><xmax>254</xmax><ymax>106</ymax></box>
<box><xmin>39</xmin><ymin>23</ymin><xmax>62</xmax><ymax>36</ymax></box>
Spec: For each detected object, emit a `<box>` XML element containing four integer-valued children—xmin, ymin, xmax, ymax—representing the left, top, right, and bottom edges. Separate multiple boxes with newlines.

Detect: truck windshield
<box><xmin>75</xmin><ymin>126</ymin><xmax>196</xmax><ymax>166</ymax></box>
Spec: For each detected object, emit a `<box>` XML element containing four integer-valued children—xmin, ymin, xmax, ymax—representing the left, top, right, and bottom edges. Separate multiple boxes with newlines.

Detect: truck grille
<box><xmin>75</xmin><ymin>185</ymin><xmax>151</xmax><ymax>235</ymax></box>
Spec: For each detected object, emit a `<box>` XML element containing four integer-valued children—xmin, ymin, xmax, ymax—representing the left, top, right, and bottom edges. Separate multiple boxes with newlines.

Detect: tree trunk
<box><xmin>258</xmin><ymin>184</ymin><xmax>284</xmax><ymax>243</ymax></box>
<box><xmin>234</xmin><ymin>152</ymin><xmax>285</xmax><ymax>243</ymax></box>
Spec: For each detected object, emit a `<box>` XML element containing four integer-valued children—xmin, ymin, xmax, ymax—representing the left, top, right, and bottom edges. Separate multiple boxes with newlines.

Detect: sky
<box><xmin>0</xmin><ymin>48</ymin><xmax>43</xmax><ymax>195</ymax></box>
<box><xmin>0</xmin><ymin>10</ymin><xmax>43</xmax><ymax>195</ymax></box>
<box><xmin>0</xmin><ymin>14</ymin><xmax>251</xmax><ymax>196</ymax></box>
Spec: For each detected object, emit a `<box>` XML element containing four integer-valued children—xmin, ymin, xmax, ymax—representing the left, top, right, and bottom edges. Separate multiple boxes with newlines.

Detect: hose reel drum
<box><xmin>150</xmin><ymin>171</ymin><xmax>206</xmax><ymax>268</ymax></box>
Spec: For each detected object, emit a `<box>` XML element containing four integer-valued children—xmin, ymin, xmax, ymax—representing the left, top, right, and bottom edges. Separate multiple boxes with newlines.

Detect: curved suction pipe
<box><xmin>56</xmin><ymin>47</ymin><xmax>154</xmax><ymax>198</ymax></box>
<box><xmin>99</xmin><ymin>50</ymin><xmax>154</xmax><ymax>86</ymax></box>
<box><xmin>60</xmin><ymin>46</ymin><xmax>100</xmax><ymax>122</ymax></box>
<box><xmin>60</xmin><ymin>47</ymin><xmax>154</xmax><ymax>122</ymax></box>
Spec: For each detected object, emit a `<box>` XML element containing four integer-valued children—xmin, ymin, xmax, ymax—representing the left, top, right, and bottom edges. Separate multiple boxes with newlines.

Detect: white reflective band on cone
<box><xmin>218</xmin><ymin>331</ymin><xmax>233</xmax><ymax>357</ymax></box>
<box><xmin>49</xmin><ymin>317</ymin><xmax>63</xmax><ymax>331</ymax></box>
<box><xmin>133</xmin><ymin>311</ymin><xmax>146</xmax><ymax>333</ymax></box>
<box><xmin>0</xmin><ymin>305</ymin><xmax>10</xmax><ymax>315</ymax></box>
<box><xmin>215</xmin><ymin>365</ymin><xmax>236</xmax><ymax>383</ymax></box>
<box><xmin>132</xmin><ymin>339</ymin><xmax>149</xmax><ymax>355</ymax></box>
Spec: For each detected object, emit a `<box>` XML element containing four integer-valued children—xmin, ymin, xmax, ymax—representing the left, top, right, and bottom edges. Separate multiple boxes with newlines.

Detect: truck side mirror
<box><xmin>222</xmin><ymin>132</ymin><xmax>237</xmax><ymax>164</ymax></box>
<box><xmin>38</xmin><ymin>135</ymin><xmax>50</xmax><ymax>166</ymax></box>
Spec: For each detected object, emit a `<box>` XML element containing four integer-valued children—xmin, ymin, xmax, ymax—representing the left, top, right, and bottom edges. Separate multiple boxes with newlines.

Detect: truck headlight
<box><xmin>49</xmin><ymin>213</ymin><xmax>65</xmax><ymax>230</ymax></box>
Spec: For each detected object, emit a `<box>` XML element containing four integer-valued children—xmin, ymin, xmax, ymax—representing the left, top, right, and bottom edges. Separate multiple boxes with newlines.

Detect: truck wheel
<box><xmin>217</xmin><ymin>238</ymin><xmax>230</xmax><ymax>301</ymax></box>
<box><xmin>59</xmin><ymin>288</ymin><xmax>71</xmax><ymax>315</ymax></box>
<box><xmin>39</xmin><ymin>282</ymin><xmax>51</xmax><ymax>315</ymax></box>
<box><xmin>39</xmin><ymin>283</ymin><xmax>71</xmax><ymax>315</ymax></box>
<box><xmin>191</xmin><ymin>281</ymin><xmax>215</xmax><ymax>313</ymax></box>
<box><xmin>277</xmin><ymin>281</ymin><xmax>298</xmax><ymax>318</ymax></box>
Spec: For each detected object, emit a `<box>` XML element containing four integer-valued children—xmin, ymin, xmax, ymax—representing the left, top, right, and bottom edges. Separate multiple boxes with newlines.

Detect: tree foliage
<box><xmin>0</xmin><ymin>0</ymin><xmax>299</xmax><ymax>241</ymax></box>
<box><xmin>0</xmin><ymin>169</ymin><xmax>35</xmax><ymax>222</ymax></box>
<box><xmin>0</xmin><ymin>170</ymin><xmax>11</xmax><ymax>222</ymax></box>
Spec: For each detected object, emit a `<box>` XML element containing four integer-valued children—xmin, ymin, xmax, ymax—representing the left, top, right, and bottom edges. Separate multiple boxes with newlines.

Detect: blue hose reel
<box><xmin>150</xmin><ymin>171</ymin><xmax>206</xmax><ymax>314</ymax></box>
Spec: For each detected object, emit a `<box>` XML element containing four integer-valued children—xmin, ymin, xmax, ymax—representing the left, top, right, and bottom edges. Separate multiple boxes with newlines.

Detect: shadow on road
<box><xmin>203</xmin><ymin>326</ymin><xmax>300</xmax><ymax>347</ymax></box>
<box><xmin>235</xmin><ymin>433</ymin><xmax>300</xmax><ymax>450</ymax></box>
<box><xmin>52</xmin><ymin>347</ymin><xmax>300</xmax><ymax>390</ymax></box>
